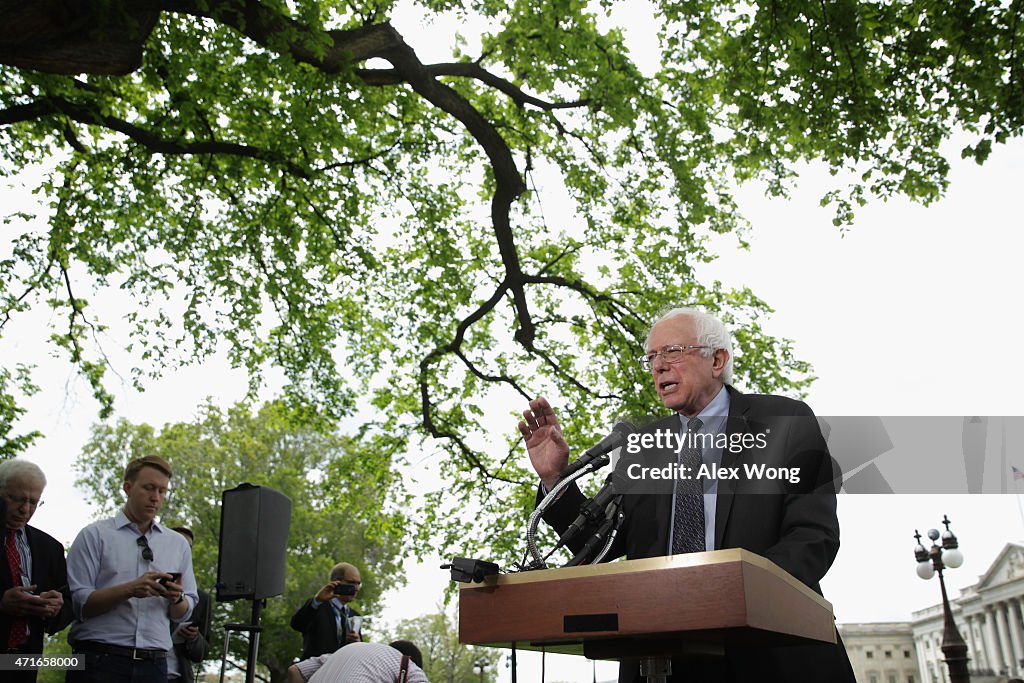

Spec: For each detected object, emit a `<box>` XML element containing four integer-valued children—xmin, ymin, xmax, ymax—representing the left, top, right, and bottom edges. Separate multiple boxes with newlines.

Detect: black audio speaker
<box><xmin>216</xmin><ymin>483</ymin><xmax>292</xmax><ymax>601</ymax></box>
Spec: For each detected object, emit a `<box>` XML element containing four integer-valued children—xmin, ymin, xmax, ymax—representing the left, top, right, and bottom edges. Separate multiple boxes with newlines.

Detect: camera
<box><xmin>333</xmin><ymin>583</ymin><xmax>357</xmax><ymax>597</ymax></box>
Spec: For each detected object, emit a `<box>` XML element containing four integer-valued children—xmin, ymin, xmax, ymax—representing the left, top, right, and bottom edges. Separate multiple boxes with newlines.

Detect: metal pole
<box><xmin>245</xmin><ymin>599</ymin><xmax>263</xmax><ymax>683</ymax></box>
<box><xmin>937</xmin><ymin>566</ymin><xmax>971</xmax><ymax>683</ymax></box>
<box><xmin>218</xmin><ymin>625</ymin><xmax>232</xmax><ymax>683</ymax></box>
<box><xmin>639</xmin><ymin>656</ymin><xmax>672</xmax><ymax>683</ymax></box>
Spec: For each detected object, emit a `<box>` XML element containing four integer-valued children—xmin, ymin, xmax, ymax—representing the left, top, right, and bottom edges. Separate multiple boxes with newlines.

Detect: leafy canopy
<box><xmin>2</xmin><ymin>0</ymin><xmax>1020</xmax><ymax>557</ymax></box>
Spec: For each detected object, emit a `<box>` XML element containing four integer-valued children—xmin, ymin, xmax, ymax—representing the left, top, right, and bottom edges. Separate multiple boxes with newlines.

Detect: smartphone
<box><xmin>159</xmin><ymin>572</ymin><xmax>183</xmax><ymax>586</ymax></box>
<box><xmin>333</xmin><ymin>583</ymin><xmax>357</xmax><ymax>597</ymax></box>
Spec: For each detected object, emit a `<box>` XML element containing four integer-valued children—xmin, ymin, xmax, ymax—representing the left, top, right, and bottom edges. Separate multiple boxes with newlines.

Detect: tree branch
<box><xmin>152</xmin><ymin>0</ymin><xmax>396</xmax><ymax>72</ymax></box>
<box><xmin>1</xmin><ymin>96</ymin><xmax>393</xmax><ymax>179</ymax></box>
<box><xmin>0</xmin><ymin>265</ymin><xmax>52</xmax><ymax>332</ymax></box>
<box><xmin>358</xmin><ymin>62</ymin><xmax>589</xmax><ymax>111</ymax></box>
<box><xmin>0</xmin><ymin>101</ymin><xmax>53</xmax><ymax>125</ymax></box>
<box><xmin>530</xmin><ymin>343</ymin><xmax>620</xmax><ymax>401</ymax></box>
<box><xmin>418</xmin><ymin>282</ymin><xmax>520</xmax><ymax>481</ymax></box>
<box><xmin>452</xmin><ymin>348</ymin><xmax>532</xmax><ymax>402</ymax></box>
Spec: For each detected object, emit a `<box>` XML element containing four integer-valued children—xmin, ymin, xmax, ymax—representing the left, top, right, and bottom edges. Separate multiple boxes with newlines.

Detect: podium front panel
<box><xmin>459</xmin><ymin>549</ymin><xmax>836</xmax><ymax>658</ymax></box>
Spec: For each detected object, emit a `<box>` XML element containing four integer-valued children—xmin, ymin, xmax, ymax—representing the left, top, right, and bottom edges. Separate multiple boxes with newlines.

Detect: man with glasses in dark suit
<box><xmin>290</xmin><ymin>562</ymin><xmax>363</xmax><ymax>660</ymax></box>
<box><xmin>520</xmin><ymin>308</ymin><xmax>856</xmax><ymax>683</ymax></box>
<box><xmin>65</xmin><ymin>455</ymin><xmax>199</xmax><ymax>683</ymax></box>
<box><xmin>0</xmin><ymin>459</ymin><xmax>72</xmax><ymax>683</ymax></box>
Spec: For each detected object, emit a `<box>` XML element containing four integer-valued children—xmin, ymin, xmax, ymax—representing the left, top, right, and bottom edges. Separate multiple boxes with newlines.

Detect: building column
<box><xmin>962</xmin><ymin>614</ymin><xmax>979</xmax><ymax>670</ymax></box>
<box><xmin>978</xmin><ymin>613</ymin><xmax>991</xmax><ymax>672</ymax></box>
<box><xmin>1002</xmin><ymin>600</ymin><xmax>1024</xmax><ymax>676</ymax></box>
<box><xmin>1011</xmin><ymin>598</ymin><xmax>1024</xmax><ymax>674</ymax></box>
<box><xmin>916</xmin><ymin>636</ymin><xmax>930</xmax><ymax>683</ymax></box>
<box><xmin>985</xmin><ymin>608</ymin><xmax>1005</xmax><ymax>675</ymax></box>
<box><xmin>964</xmin><ymin>614</ymin><xmax>978</xmax><ymax>671</ymax></box>
<box><xmin>995</xmin><ymin>602</ymin><xmax>1016</xmax><ymax>674</ymax></box>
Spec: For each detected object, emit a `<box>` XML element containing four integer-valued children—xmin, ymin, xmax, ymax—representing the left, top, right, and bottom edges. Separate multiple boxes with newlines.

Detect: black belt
<box><xmin>74</xmin><ymin>641</ymin><xmax>169</xmax><ymax>660</ymax></box>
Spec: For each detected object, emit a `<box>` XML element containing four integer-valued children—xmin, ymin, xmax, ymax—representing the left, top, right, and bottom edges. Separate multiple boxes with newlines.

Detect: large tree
<box><xmin>2</xmin><ymin>0</ymin><xmax>1021</xmax><ymax>556</ymax></box>
<box><xmin>75</xmin><ymin>400</ymin><xmax>407</xmax><ymax>683</ymax></box>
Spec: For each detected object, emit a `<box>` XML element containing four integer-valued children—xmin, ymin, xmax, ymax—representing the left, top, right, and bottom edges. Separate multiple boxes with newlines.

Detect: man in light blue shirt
<box><xmin>66</xmin><ymin>455</ymin><xmax>198</xmax><ymax>683</ymax></box>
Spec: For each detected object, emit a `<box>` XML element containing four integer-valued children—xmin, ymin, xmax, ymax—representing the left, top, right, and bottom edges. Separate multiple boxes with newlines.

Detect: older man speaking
<box><xmin>520</xmin><ymin>307</ymin><xmax>856</xmax><ymax>683</ymax></box>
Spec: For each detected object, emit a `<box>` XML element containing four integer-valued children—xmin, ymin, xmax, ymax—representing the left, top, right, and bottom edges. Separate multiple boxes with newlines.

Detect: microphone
<box><xmin>556</xmin><ymin>471</ymin><xmax>624</xmax><ymax>549</ymax></box>
<box><xmin>558</xmin><ymin>421</ymin><xmax>636</xmax><ymax>481</ymax></box>
<box><xmin>566</xmin><ymin>509</ymin><xmax>622</xmax><ymax>567</ymax></box>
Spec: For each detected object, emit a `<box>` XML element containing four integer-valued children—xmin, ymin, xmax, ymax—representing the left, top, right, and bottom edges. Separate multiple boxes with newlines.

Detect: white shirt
<box><xmin>296</xmin><ymin>642</ymin><xmax>429</xmax><ymax>683</ymax></box>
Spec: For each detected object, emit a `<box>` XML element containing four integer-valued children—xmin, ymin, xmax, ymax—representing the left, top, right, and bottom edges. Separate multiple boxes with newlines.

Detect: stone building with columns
<box><xmin>910</xmin><ymin>542</ymin><xmax>1024</xmax><ymax>682</ymax></box>
<box><xmin>838</xmin><ymin>622</ymin><xmax>920</xmax><ymax>683</ymax></box>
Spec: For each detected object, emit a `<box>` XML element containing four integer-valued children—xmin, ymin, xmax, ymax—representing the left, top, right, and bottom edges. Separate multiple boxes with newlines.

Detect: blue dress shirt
<box><xmin>67</xmin><ymin>510</ymin><xmax>198</xmax><ymax>651</ymax></box>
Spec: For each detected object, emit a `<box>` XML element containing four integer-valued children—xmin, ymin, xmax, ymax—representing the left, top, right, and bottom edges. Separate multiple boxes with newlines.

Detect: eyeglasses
<box><xmin>137</xmin><ymin>535</ymin><xmax>154</xmax><ymax>562</ymax></box>
<box><xmin>638</xmin><ymin>345</ymin><xmax>713</xmax><ymax>369</ymax></box>
<box><xmin>2</xmin><ymin>493</ymin><xmax>44</xmax><ymax>510</ymax></box>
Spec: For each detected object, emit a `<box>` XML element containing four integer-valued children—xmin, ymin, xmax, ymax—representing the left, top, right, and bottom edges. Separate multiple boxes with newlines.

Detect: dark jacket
<box><xmin>0</xmin><ymin>506</ymin><xmax>74</xmax><ymax>683</ymax></box>
<box><xmin>289</xmin><ymin>597</ymin><xmax>360</xmax><ymax>660</ymax></box>
<box><xmin>541</xmin><ymin>387</ymin><xmax>856</xmax><ymax>683</ymax></box>
<box><xmin>171</xmin><ymin>589</ymin><xmax>211</xmax><ymax>683</ymax></box>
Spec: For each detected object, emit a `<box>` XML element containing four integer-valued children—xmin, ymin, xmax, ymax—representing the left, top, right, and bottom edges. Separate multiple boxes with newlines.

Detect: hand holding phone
<box><xmin>158</xmin><ymin>572</ymin><xmax>183</xmax><ymax>586</ymax></box>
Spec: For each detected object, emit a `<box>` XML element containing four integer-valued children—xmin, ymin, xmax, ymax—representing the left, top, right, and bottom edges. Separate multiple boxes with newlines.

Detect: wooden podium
<box><xmin>459</xmin><ymin>549</ymin><xmax>836</xmax><ymax>662</ymax></box>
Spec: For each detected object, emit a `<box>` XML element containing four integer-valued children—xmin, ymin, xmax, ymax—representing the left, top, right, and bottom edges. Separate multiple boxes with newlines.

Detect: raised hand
<box><xmin>518</xmin><ymin>396</ymin><xmax>571</xmax><ymax>490</ymax></box>
<box><xmin>315</xmin><ymin>581</ymin><xmax>340</xmax><ymax>603</ymax></box>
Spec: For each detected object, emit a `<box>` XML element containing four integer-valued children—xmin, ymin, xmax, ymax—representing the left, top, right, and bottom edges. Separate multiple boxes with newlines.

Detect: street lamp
<box><xmin>474</xmin><ymin>659</ymin><xmax>488</xmax><ymax>683</ymax></box>
<box><xmin>913</xmin><ymin>515</ymin><xmax>970</xmax><ymax>683</ymax></box>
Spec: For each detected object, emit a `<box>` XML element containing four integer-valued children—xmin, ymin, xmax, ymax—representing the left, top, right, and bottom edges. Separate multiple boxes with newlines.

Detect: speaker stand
<box><xmin>218</xmin><ymin>598</ymin><xmax>265</xmax><ymax>683</ymax></box>
<box><xmin>639</xmin><ymin>656</ymin><xmax>672</xmax><ymax>683</ymax></box>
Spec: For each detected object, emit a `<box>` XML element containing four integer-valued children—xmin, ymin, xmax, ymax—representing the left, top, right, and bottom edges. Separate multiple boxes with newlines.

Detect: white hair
<box><xmin>0</xmin><ymin>458</ymin><xmax>47</xmax><ymax>491</ymax></box>
<box><xmin>648</xmin><ymin>307</ymin><xmax>734</xmax><ymax>384</ymax></box>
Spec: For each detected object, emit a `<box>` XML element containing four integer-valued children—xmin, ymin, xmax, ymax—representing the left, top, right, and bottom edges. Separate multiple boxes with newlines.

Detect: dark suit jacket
<box><xmin>171</xmin><ymin>589</ymin><xmax>211</xmax><ymax>683</ymax></box>
<box><xmin>289</xmin><ymin>597</ymin><xmax>359</xmax><ymax>660</ymax></box>
<box><xmin>0</xmin><ymin>518</ymin><xmax>74</xmax><ymax>683</ymax></box>
<box><xmin>542</xmin><ymin>386</ymin><xmax>856</xmax><ymax>683</ymax></box>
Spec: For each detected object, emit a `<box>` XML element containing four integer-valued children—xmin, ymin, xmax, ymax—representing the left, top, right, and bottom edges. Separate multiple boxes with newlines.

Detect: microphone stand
<box><xmin>563</xmin><ymin>497</ymin><xmax>623</xmax><ymax>567</ymax></box>
<box><xmin>525</xmin><ymin>455</ymin><xmax>609</xmax><ymax>569</ymax></box>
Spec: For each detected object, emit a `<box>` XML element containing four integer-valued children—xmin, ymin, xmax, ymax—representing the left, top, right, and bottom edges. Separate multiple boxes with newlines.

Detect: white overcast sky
<box><xmin>3</xmin><ymin>3</ymin><xmax>1024</xmax><ymax>682</ymax></box>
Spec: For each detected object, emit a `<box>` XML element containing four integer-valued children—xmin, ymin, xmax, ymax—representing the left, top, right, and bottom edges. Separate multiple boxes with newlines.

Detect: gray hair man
<box><xmin>0</xmin><ymin>459</ymin><xmax>72</xmax><ymax>683</ymax></box>
<box><xmin>521</xmin><ymin>307</ymin><xmax>855</xmax><ymax>683</ymax></box>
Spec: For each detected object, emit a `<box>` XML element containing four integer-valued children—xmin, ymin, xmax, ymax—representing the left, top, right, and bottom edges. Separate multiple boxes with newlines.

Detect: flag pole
<box><xmin>1016</xmin><ymin>479</ymin><xmax>1024</xmax><ymax>533</ymax></box>
<box><xmin>1013</xmin><ymin>466</ymin><xmax>1024</xmax><ymax>533</ymax></box>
